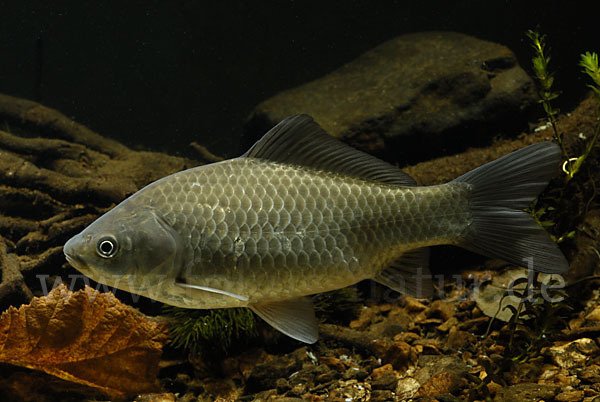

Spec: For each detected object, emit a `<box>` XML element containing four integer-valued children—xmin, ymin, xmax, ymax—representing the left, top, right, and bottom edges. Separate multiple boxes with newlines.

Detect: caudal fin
<box><xmin>453</xmin><ymin>142</ymin><xmax>568</xmax><ymax>274</ymax></box>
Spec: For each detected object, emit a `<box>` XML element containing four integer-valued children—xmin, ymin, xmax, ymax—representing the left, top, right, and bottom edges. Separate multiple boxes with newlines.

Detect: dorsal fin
<box><xmin>242</xmin><ymin>114</ymin><xmax>416</xmax><ymax>186</ymax></box>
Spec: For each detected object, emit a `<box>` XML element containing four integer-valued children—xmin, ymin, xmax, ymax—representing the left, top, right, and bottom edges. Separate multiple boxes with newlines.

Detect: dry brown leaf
<box><xmin>0</xmin><ymin>284</ymin><xmax>169</xmax><ymax>398</ymax></box>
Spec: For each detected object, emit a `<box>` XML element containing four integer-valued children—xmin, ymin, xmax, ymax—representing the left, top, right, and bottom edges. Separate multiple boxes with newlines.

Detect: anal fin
<box><xmin>374</xmin><ymin>247</ymin><xmax>434</xmax><ymax>298</ymax></box>
<box><xmin>249</xmin><ymin>297</ymin><xmax>318</xmax><ymax>344</ymax></box>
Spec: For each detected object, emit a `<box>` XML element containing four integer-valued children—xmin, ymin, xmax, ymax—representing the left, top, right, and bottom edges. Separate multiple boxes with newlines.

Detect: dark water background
<box><xmin>0</xmin><ymin>0</ymin><xmax>595</xmax><ymax>159</ymax></box>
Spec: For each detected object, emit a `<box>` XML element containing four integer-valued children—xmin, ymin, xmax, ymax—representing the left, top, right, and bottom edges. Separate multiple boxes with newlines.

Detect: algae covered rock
<box><xmin>245</xmin><ymin>31</ymin><xmax>536</xmax><ymax>163</ymax></box>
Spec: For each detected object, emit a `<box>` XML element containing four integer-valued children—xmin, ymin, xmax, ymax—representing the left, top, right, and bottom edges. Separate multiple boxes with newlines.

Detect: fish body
<box><xmin>64</xmin><ymin>115</ymin><xmax>568</xmax><ymax>343</ymax></box>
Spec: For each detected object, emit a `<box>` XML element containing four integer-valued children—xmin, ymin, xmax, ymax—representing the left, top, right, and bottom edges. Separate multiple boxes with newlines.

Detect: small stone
<box><xmin>585</xmin><ymin>307</ymin><xmax>600</xmax><ymax>322</ymax></box>
<box><xmin>547</xmin><ymin>339</ymin><xmax>599</xmax><ymax>370</ymax></box>
<box><xmin>429</xmin><ymin>300</ymin><xmax>456</xmax><ymax>321</ymax></box>
<box><xmin>570</xmin><ymin>317</ymin><xmax>586</xmax><ymax>330</ymax></box>
<box><xmin>447</xmin><ymin>326</ymin><xmax>476</xmax><ymax>350</ymax></box>
<box><xmin>253</xmin><ymin>389</ymin><xmax>278</xmax><ymax>400</ymax></box>
<box><xmin>372</xmin><ymin>373</ymin><xmax>398</xmax><ymax>391</ymax></box>
<box><xmin>371</xmin><ymin>363</ymin><xmax>394</xmax><ymax>380</ymax></box>
<box><xmin>372</xmin><ymin>340</ymin><xmax>417</xmax><ymax>371</ymax></box>
<box><xmin>578</xmin><ymin>364</ymin><xmax>600</xmax><ymax>383</ymax></box>
<box><xmin>458</xmin><ymin>300</ymin><xmax>475</xmax><ymax>311</ymax></box>
<box><xmin>370</xmin><ymin>389</ymin><xmax>395</xmax><ymax>402</ymax></box>
<box><xmin>416</xmin><ymin>372</ymin><xmax>464</xmax><ymax>398</ymax></box>
<box><xmin>396</xmin><ymin>377</ymin><xmax>420</xmax><ymax>400</ymax></box>
<box><xmin>556</xmin><ymin>390</ymin><xmax>585</xmax><ymax>402</ymax></box>
<box><xmin>539</xmin><ymin>366</ymin><xmax>580</xmax><ymax>387</ymax></box>
<box><xmin>349</xmin><ymin>306</ymin><xmax>375</xmax><ymax>329</ymax></box>
<box><xmin>414</xmin><ymin>355</ymin><xmax>469</xmax><ymax>386</ymax></box>
<box><xmin>486</xmin><ymin>381</ymin><xmax>503</xmax><ymax>397</ymax></box>
<box><xmin>393</xmin><ymin>331</ymin><xmax>420</xmax><ymax>343</ymax></box>
<box><xmin>315</xmin><ymin>370</ymin><xmax>337</xmax><ymax>384</ymax></box>
<box><xmin>343</xmin><ymin>367</ymin><xmax>369</xmax><ymax>381</ymax></box>
<box><xmin>134</xmin><ymin>393</ymin><xmax>176</xmax><ymax>402</ymax></box>
<box><xmin>319</xmin><ymin>355</ymin><xmax>347</xmax><ymax>371</ymax></box>
<box><xmin>437</xmin><ymin>316</ymin><xmax>459</xmax><ymax>332</ymax></box>
<box><xmin>245</xmin><ymin>355</ymin><xmax>301</xmax><ymax>393</ymax></box>
<box><xmin>288</xmin><ymin>383</ymin><xmax>307</xmax><ymax>397</ymax></box>
<box><xmin>555</xmin><ymin>390</ymin><xmax>584</xmax><ymax>402</ymax></box>
<box><xmin>404</xmin><ymin>297</ymin><xmax>428</xmax><ymax>312</ymax></box>
<box><xmin>493</xmin><ymin>383</ymin><xmax>558</xmax><ymax>402</ymax></box>
<box><xmin>276</xmin><ymin>378</ymin><xmax>291</xmax><ymax>393</ymax></box>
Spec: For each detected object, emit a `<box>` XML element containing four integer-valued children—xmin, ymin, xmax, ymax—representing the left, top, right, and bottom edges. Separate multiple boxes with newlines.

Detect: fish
<box><xmin>63</xmin><ymin>114</ymin><xmax>569</xmax><ymax>344</ymax></box>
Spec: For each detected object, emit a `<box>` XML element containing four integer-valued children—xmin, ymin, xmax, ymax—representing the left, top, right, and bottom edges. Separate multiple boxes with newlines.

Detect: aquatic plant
<box><xmin>313</xmin><ymin>286</ymin><xmax>362</xmax><ymax>325</ymax></box>
<box><xmin>468</xmin><ymin>32</ymin><xmax>600</xmax><ymax>401</ymax></box>
<box><xmin>526</xmin><ymin>30</ymin><xmax>599</xmax><ymax>247</ymax></box>
<box><xmin>527</xmin><ymin>30</ymin><xmax>600</xmax><ymax>182</ymax></box>
<box><xmin>163</xmin><ymin>306</ymin><xmax>257</xmax><ymax>356</ymax></box>
<box><xmin>469</xmin><ymin>273</ymin><xmax>571</xmax><ymax>400</ymax></box>
<box><xmin>526</xmin><ymin>30</ymin><xmax>569</xmax><ymax>167</ymax></box>
<box><xmin>572</xmin><ymin>51</ymin><xmax>600</xmax><ymax>176</ymax></box>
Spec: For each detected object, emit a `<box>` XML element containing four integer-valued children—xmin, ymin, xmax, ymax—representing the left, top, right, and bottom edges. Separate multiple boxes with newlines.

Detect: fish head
<box><xmin>64</xmin><ymin>205</ymin><xmax>182</xmax><ymax>294</ymax></box>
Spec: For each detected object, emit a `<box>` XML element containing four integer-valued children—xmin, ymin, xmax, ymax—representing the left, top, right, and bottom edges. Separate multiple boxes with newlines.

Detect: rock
<box><xmin>252</xmin><ymin>389</ymin><xmax>278</xmax><ymax>400</ymax></box>
<box><xmin>493</xmin><ymin>383</ymin><xmax>558</xmax><ymax>402</ymax></box>
<box><xmin>428</xmin><ymin>299</ymin><xmax>456</xmax><ymax>321</ymax></box>
<box><xmin>585</xmin><ymin>305</ymin><xmax>600</xmax><ymax>322</ymax></box>
<box><xmin>343</xmin><ymin>367</ymin><xmax>369</xmax><ymax>381</ymax></box>
<box><xmin>289</xmin><ymin>364</ymin><xmax>325</xmax><ymax>387</ymax></box>
<box><xmin>474</xmin><ymin>268</ymin><xmax>564</xmax><ymax>321</ymax></box>
<box><xmin>245</xmin><ymin>355</ymin><xmax>301</xmax><ymax>393</ymax></box>
<box><xmin>556</xmin><ymin>390</ymin><xmax>585</xmax><ymax>402</ymax></box>
<box><xmin>319</xmin><ymin>355</ymin><xmax>347</xmax><ymax>372</ymax></box>
<box><xmin>328</xmin><ymin>379</ymin><xmax>370</xmax><ymax>401</ymax></box>
<box><xmin>134</xmin><ymin>393</ymin><xmax>176</xmax><ymax>402</ymax></box>
<box><xmin>437</xmin><ymin>316</ymin><xmax>459</xmax><ymax>332</ymax></box>
<box><xmin>276</xmin><ymin>378</ymin><xmax>291</xmax><ymax>393</ymax></box>
<box><xmin>349</xmin><ymin>306</ymin><xmax>376</xmax><ymax>330</ymax></box>
<box><xmin>315</xmin><ymin>369</ymin><xmax>338</xmax><ymax>384</ymax></box>
<box><xmin>396</xmin><ymin>377</ymin><xmax>420</xmax><ymax>400</ymax></box>
<box><xmin>370</xmin><ymin>389</ymin><xmax>395</xmax><ymax>402</ymax></box>
<box><xmin>577</xmin><ymin>364</ymin><xmax>600</xmax><ymax>383</ymax></box>
<box><xmin>245</xmin><ymin>31</ymin><xmax>536</xmax><ymax>164</ymax></box>
<box><xmin>404</xmin><ymin>296</ymin><xmax>428</xmax><ymax>313</ymax></box>
<box><xmin>371</xmin><ymin>363</ymin><xmax>395</xmax><ymax>380</ymax></box>
<box><xmin>372</xmin><ymin>373</ymin><xmax>398</xmax><ymax>391</ymax></box>
<box><xmin>415</xmin><ymin>372</ymin><xmax>466</xmax><ymax>398</ymax></box>
<box><xmin>446</xmin><ymin>326</ymin><xmax>476</xmax><ymax>350</ymax></box>
<box><xmin>539</xmin><ymin>365</ymin><xmax>580</xmax><ymax>387</ymax></box>
<box><xmin>393</xmin><ymin>331</ymin><xmax>420</xmax><ymax>344</ymax></box>
<box><xmin>371</xmin><ymin>340</ymin><xmax>418</xmax><ymax>371</ymax></box>
<box><xmin>547</xmin><ymin>339</ymin><xmax>600</xmax><ymax>370</ymax></box>
<box><xmin>414</xmin><ymin>355</ymin><xmax>468</xmax><ymax>386</ymax></box>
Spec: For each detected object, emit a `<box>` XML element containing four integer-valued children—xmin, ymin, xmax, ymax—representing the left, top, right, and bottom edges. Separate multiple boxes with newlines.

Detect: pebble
<box><xmin>585</xmin><ymin>306</ymin><xmax>600</xmax><ymax>322</ymax></box>
<box><xmin>556</xmin><ymin>389</ymin><xmax>585</xmax><ymax>402</ymax></box>
<box><xmin>371</xmin><ymin>373</ymin><xmax>398</xmax><ymax>391</ymax></box>
<box><xmin>547</xmin><ymin>338</ymin><xmax>600</xmax><ymax>370</ymax></box>
<box><xmin>371</xmin><ymin>363</ymin><xmax>394</xmax><ymax>380</ymax></box>
<box><xmin>396</xmin><ymin>377</ymin><xmax>420</xmax><ymax>400</ymax></box>
<box><xmin>428</xmin><ymin>299</ymin><xmax>456</xmax><ymax>321</ymax></box>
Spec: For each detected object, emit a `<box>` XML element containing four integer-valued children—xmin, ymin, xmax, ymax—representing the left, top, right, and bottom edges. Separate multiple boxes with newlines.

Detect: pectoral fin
<box><xmin>249</xmin><ymin>297</ymin><xmax>318</xmax><ymax>344</ymax></box>
<box><xmin>374</xmin><ymin>247</ymin><xmax>434</xmax><ymax>298</ymax></box>
<box><xmin>175</xmin><ymin>281</ymin><xmax>249</xmax><ymax>301</ymax></box>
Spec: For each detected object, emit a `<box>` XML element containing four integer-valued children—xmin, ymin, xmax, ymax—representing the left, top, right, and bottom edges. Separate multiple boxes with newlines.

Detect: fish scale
<box><xmin>131</xmin><ymin>157</ymin><xmax>470</xmax><ymax>306</ymax></box>
<box><xmin>64</xmin><ymin>114</ymin><xmax>568</xmax><ymax>343</ymax></box>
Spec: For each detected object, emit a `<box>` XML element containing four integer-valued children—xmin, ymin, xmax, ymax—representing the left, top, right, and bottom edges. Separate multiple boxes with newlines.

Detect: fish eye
<box><xmin>96</xmin><ymin>235</ymin><xmax>118</xmax><ymax>258</ymax></box>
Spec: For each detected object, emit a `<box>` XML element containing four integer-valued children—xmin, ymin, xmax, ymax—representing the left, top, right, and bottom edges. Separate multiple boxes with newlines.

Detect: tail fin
<box><xmin>453</xmin><ymin>142</ymin><xmax>568</xmax><ymax>273</ymax></box>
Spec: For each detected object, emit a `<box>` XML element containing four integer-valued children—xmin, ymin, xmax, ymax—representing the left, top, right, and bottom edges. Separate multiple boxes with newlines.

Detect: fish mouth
<box><xmin>64</xmin><ymin>252</ymin><xmax>87</xmax><ymax>272</ymax></box>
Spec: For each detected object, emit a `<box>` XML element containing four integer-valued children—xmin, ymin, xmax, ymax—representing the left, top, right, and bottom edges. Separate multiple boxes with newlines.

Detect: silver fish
<box><xmin>64</xmin><ymin>115</ymin><xmax>568</xmax><ymax>343</ymax></box>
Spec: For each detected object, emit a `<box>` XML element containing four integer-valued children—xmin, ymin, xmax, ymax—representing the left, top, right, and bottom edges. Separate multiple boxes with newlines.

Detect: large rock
<box><xmin>245</xmin><ymin>31</ymin><xmax>536</xmax><ymax>164</ymax></box>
